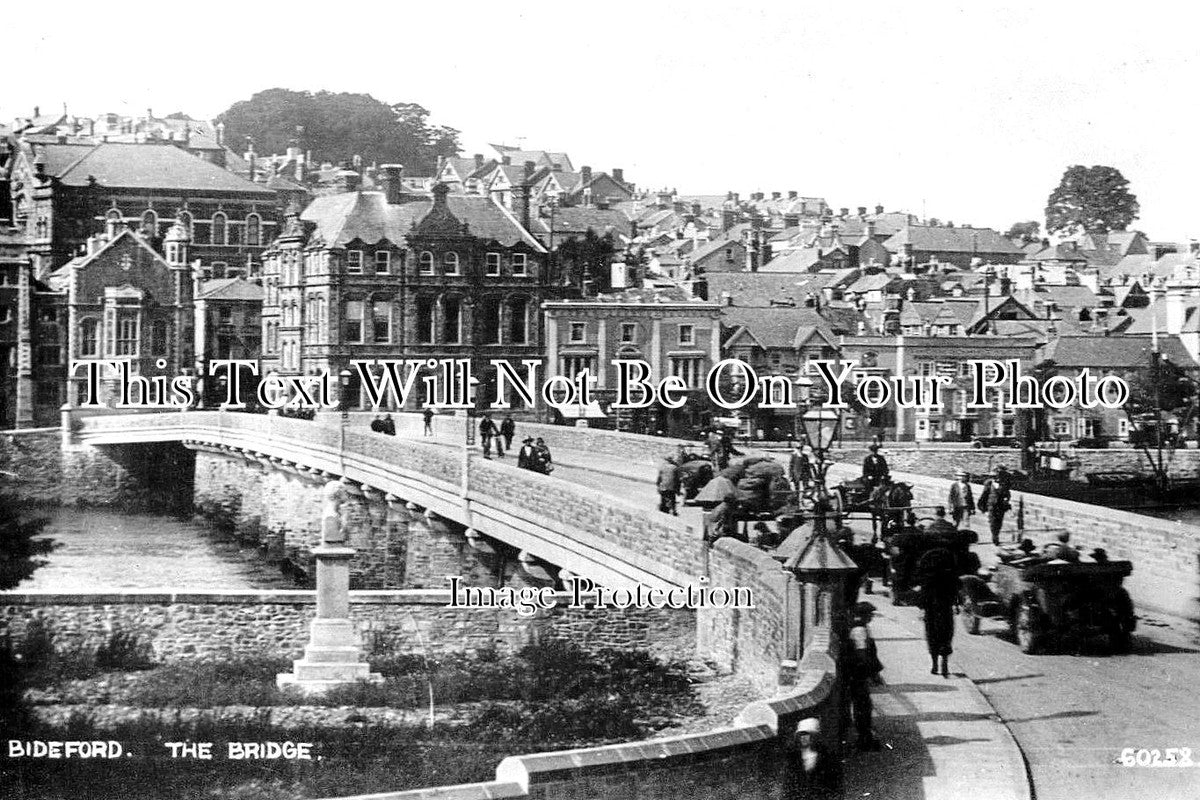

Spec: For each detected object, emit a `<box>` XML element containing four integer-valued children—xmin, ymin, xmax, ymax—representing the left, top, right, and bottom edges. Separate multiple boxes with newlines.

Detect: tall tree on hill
<box><xmin>1004</xmin><ymin>220</ymin><xmax>1041</xmax><ymax>244</ymax></box>
<box><xmin>216</xmin><ymin>89</ymin><xmax>462</xmax><ymax>175</ymax></box>
<box><xmin>1045</xmin><ymin>165</ymin><xmax>1139</xmax><ymax>236</ymax></box>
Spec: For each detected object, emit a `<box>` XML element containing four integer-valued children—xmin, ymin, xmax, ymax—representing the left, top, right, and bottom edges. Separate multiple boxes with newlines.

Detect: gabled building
<box><xmin>884</xmin><ymin>224</ymin><xmax>1024</xmax><ymax>268</ymax></box>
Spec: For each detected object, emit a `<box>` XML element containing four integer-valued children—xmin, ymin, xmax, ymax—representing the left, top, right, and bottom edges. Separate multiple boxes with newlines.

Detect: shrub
<box><xmin>95</xmin><ymin>628</ymin><xmax>157</xmax><ymax>671</ymax></box>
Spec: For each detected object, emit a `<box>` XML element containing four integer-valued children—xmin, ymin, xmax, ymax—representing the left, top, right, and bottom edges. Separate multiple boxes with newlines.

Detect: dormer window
<box><xmin>346</xmin><ymin>250</ymin><xmax>363</xmax><ymax>274</ymax></box>
<box><xmin>374</xmin><ymin>251</ymin><xmax>391</xmax><ymax>274</ymax></box>
<box><xmin>512</xmin><ymin>253</ymin><xmax>527</xmax><ymax>276</ymax></box>
<box><xmin>443</xmin><ymin>252</ymin><xmax>460</xmax><ymax>275</ymax></box>
<box><xmin>486</xmin><ymin>252</ymin><xmax>501</xmax><ymax>276</ymax></box>
<box><xmin>419</xmin><ymin>251</ymin><xmax>434</xmax><ymax>274</ymax></box>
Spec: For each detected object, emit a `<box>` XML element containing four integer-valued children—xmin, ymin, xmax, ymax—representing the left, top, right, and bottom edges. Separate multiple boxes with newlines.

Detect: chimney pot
<box><xmin>523</xmin><ymin>160</ymin><xmax>535</xmax><ymax>181</ymax></box>
<box><xmin>772</xmin><ymin>191</ymin><xmax>781</xmax><ymax>200</ymax></box>
<box><xmin>581</xmin><ymin>165</ymin><xmax>593</xmax><ymax>184</ymax></box>
<box><xmin>474</xmin><ymin>153</ymin><xmax>484</xmax><ymax>169</ymax></box>
<box><xmin>502</xmin><ymin>155</ymin><xmax>511</xmax><ymax>165</ymax></box>
<box><xmin>857</xmin><ymin>206</ymin><xmax>867</xmax><ymax>217</ymax></box>
<box><xmin>612</xmin><ymin>167</ymin><xmax>624</xmax><ymax>183</ymax></box>
<box><xmin>875</xmin><ymin>204</ymin><xmax>884</xmax><ymax>215</ymax></box>
<box><xmin>381</xmin><ymin>164</ymin><xmax>405</xmax><ymax>204</ymax></box>
<box><xmin>839</xmin><ymin>207</ymin><xmax>849</xmax><ymax>217</ymax></box>
<box><xmin>788</xmin><ymin>190</ymin><xmax>798</xmax><ymax>200</ymax></box>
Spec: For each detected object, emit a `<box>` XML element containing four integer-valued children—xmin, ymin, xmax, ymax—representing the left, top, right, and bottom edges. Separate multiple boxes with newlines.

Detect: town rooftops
<box><xmin>885</xmin><ymin>224</ymin><xmax>1024</xmax><ymax>256</ymax></box>
<box><xmin>721</xmin><ymin>305</ymin><xmax>838</xmax><ymax>350</ymax></box>
<box><xmin>34</xmin><ymin>141</ymin><xmax>276</xmax><ymax>195</ymax></box>
<box><xmin>299</xmin><ymin>190</ymin><xmax>545</xmax><ymax>251</ymax></box>
<box><xmin>544</xmin><ymin>286</ymin><xmax>719</xmax><ymax>309</ymax></box>
<box><xmin>1042</xmin><ymin>334</ymin><xmax>1199</xmax><ymax>369</ymax></box>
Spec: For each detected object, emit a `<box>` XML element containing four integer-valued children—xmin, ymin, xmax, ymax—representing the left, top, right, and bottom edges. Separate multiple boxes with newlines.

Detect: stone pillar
<box><xmin>509</xmin><ymin>550</ymin><xmax>555</xmax><ymax>589</ymax></box>
<box><xmin>463</xmin><ymin>528</ymin><xmax>499</xmax><ymax>587</ymax></box>
<box><xmin>278</xmin><ymin>479</ymin><xmax>381</xmax><ymax>693</ymax></box>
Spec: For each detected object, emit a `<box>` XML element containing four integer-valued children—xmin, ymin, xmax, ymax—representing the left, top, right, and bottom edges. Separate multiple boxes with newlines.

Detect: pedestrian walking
<box><xmin>783</xmin><ymin>718</ymin><xmax>840</xmax><ymax>800</ymax></box>
<box><xmin>657</xmin><ymin>455</ymin><xmax>680</xmax><ymax>515</ymax></box>
<box><xmin>382</xmin><ymin>413</ymin><xmax>396</xmax><ymax>436</ymax></box>
<box><xmin>517</xmin><ymin>437</ymin><xmax>538</xmax><ymax>471</ymax></box>
<box><xmin>479</xmin><ymin>414</ymin><xmax>495</xmax><ymax>458</ymax></box>
<box><xmin>846</xmin><ymin>601</ymin><xmax>883</xmax><ymax>750</ymax></box>
<box><xmin>423</xmin><ymin>407</ymin><xmax>434</xmax><ymax>436</ymax></box>
<box><xmin>978</xmin><ymin>467</ymin><xmax>1012</xmax><ymax>545</ymax></box>
<box><xmin>915</xmin><ymin>536</ymin><xmax>958</xmax><ymax>678</ymax></box>
<box><xmin>534</xmin><ymin>438</ymin><xmax>552</xmax><ymax>472</ymax></box>
<box><xmin>789</xmin><ymin>443</ymin><xmax>813</xmax><ymax>497</ymax></box>
<box><xmin>500</xmin><ymin>415</ymin><xmax>516</xmax><ymax>451</ymax></box>
<box><xmin>948</xmin><ymin>470</ymin><xmax>974</xmax><ymax>528</ymax></box>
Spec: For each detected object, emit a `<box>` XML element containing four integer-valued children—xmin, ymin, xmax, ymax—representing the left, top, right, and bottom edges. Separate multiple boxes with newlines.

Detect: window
<box><xmin>116</xmin><ymin>313</ymin><xmax>139</xmax><ymax>356</ymax></box>
<box><xmin>79</xmin><ymin>318</ymin><xmax>99</xmax><ymax>357</ymax></box>
<box><xmin>917</xmin><ymin>361</ymin><xmax>936</xmax><ymax>378</ymax></box>
<box><xmin>678</xmin><ymin>324</ymin><xmax>695</xmax><ymax>346</ymax></box>
<box><xmin>419</xmin><ymin>251</ymin><xmax>434</xmax><ymax>274</ymax></box>
<box><xmin>211</xmin><ymin>212</ymin><xmax>227</xmax><ymax>245</ymax></box>
<box><xmin>508</xmin><ymin>297</ymin><xmax>528</xmax><ymax>344</ymax></box>
<box><xmin>725</xmin><ymin>247</ymin><xmax>734</xmax><ymax>263</ymax></box>
<box><xmin>443</xmin><ymin>297</ymin><xmax>462</xmax><ymax>343</ymax></box>
<box><xmin>346</xmin><ymin>250</ymin><xmax>364</xmax><ymax>274</ymax></box>
<box><xmin>219</xmin><ymin>306</ymin><xmax>233</xmax><ymax>324</ymax></box>
<box><xmin>563</xmin><ymin>355</ymin><xmax>595</xmax><ymax>380</ymax></box>
<box><xmin>37</xmin><ymin>313</ymin><xmax>61</xmax><ymax>365</ymax></box>
<box><xmin>374</xmin><ymin>251</ymin><xmax>391</xmax><ymax>274</ymax></box>
<box><xmin>373</xmin><ymin>300</ymin><xmax>391</xmax><ymax>343</ymax></box>
<box><xmin>211</xmin><ymin>262</ymin><xmax>228</xmax><ymax>279</ymax></box>
<box><xmin>486</xmin><ymin>252</ymin><xmax>501</xmax><ymax>276</ymax></box>
<box><xmin>151</xmin><ymin>320</ymin><xmax>168</xmax><ymax>354</ymax></box>
<box><xmin>512</xmin><ymin>253</ymin><xmax>528</xmax><ymax>276</ymax></box>
<box><xmin>670</xmin><ymin>357</ymin><xmax>701</xmax><ymax>388</ymax></box>
<box><xmin>344</xmin><ymin>300</ymin><xmax>364</xmax><ymax>343</ymax></box>
<box><xmin>481</xmin><ymin>298</ymin><xmax>502</xmax><ymax>344</ymax></box>
<box><xmin>228</xmin><ymin>221</ymin><xmax>241</xmax><ymax>246</ymax></box>
<box><xmin>443</xmin><ymin>252</ymin><xmax>460</xmax><ymax>275</ymax></box>
<box><xmin>245</xmin><ymin>214</ymin><xmax>261</xmax><ymax>246</ymax></box>
<box><xmin>177</xmin><ymin>210</ymin><xmax>193</xmax><ymax>239</ymax></box>
<box><xmin>416</xmin><ymin>297</ymin><xmax>435</xmax><ymax>343</ymax></box>
<box><xmin>621</xmin><ymin>322</ymin><xmax>637</xmax><ymax>343</ymax></box>
<box><xmin>140</xmin><ymin>209</ymin><xmax>158</xmax><ymax>239</ymax></box>
<box><xmin>1118</xmin><ymin>418</ymin><xmax>1130</xmax><ymax>438</ymax></box>
<box><xmin>569</xmin><ymin>322</ymin><xmax>586</xmax><ymax>343</ymax></box>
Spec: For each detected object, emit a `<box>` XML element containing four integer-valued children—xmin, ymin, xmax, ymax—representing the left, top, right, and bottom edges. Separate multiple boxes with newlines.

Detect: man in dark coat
<box><xmin>479</xmin><ymin>415</ymin><xmax>495</xmax><ymax>458</ymax></box>
<box><xmin>789</xmin><ymin>443</ymin><xmax>813</xmax><ymax>496</ymax></box>
<box><xmin>915</xmin><ymin>540</ymin><xmax>959</xmax><ymax>677</ymax></box>
<box><xmin>382</xmin><ymin>414</ymin><xmax>396</xmax><ymax>436</ymax></box>
<box><xmin>948</xmin><ymin>470</ymin><xmax>974</xmax><ymax>528</ymax></box>
<box><xmin>845</xmin><ymin>602</ymin><xmax>883</xmax><ymax>750</ymax></box>
<box><xmin>978</xmin><ymin>468</ymin><xmax>1012</xmax><ymax>545</ymax></box>
<box><xmin>656</xmin><ymin>456</ymin><xmax>680</xmax><ymax>515</ymax></box>
<box><xmin>517</xmin><ymin>437</ymin><xmax>538</xmax><ymax>471</ymax></box>
<box><xmin>862</xmin><ymin>444</ymin><xmax>889</xmax><ymax>487</ymax></box>
<box><xmin>534</xmin><ymin>438</ymin><xmax>552</xmax><ymax>472</ymax></box>
<box><xmin>500</xmin><ymin>415</ymin><xmax>516</xmax><ymax>451</ymax></box>
<box><xmin>370</xmin><ymin>415</ymin><xmax>384</xmax><ymax>433</ymax></box>
<box><xmin>423</xmin><ymin>406</ymin><xmax>434</xmax><ymax>436</ymax></box>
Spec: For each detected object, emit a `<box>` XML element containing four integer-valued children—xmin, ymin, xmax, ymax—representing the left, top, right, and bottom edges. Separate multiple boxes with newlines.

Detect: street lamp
<box><xmin>339</xmin><ymin>368</ymin><xmax>352</xmax><ymax>473</ymax></box>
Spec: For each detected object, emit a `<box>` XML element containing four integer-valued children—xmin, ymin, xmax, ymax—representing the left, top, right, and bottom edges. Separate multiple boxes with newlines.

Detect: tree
<box><xmin>1121</xmin><ymin>353</ymin><xmax>1197</xmax><ymax>490</ymax></box>
<box><xmin>216</xmin><ymin>89</ymin><xmax>462</xmax><ymax>175</ymax></box>
<box><xmin>1005</xmin><ymin>220</ymin><xmax>1041</xmax><ymax>244</ymax></box>
<box><xmin>556</xmin><ymin>229</ymin><xmax>617</xmax><ymax>294</ymax></box>
<box><xmin>1045</xmin><ymin>165</ymin><xmax>1139</xmax><ymax>236</ymax></box>
<box><xmin>0</xmin><ymin>495</ymin><xmax>54</xmax><ymax>590</ymax></box>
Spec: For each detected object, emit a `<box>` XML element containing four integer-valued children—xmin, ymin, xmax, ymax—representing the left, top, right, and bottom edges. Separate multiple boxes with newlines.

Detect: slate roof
<box><xmin>721</xmin><ymin>305</ymin><xmax>837</xmax><ymax>349</ymax></box>
<box><xmin>299</xmin><ymin>190</ymin><xmax>545</xmax><ymax>250</ymax></box>
<box><xmin>687</xmin><ymin>235</ymin><xmax>744</xmax><ymax>265</ymax></box>
<box><xmin>705</xmin><ymin>272</ymin><xmax>831</xmax><ymax>307</ymax></box>
<box><xmin>199</xmin><ymin>277</ymin><xmax>264</xmax><ymax>301</ymax></box>
<box><xmin>759</xmin><ymin>248</ymin><xmax>821</xmax><ymax>273</ymax></box>
<box><xmin>1042</xmin><ymin>334</ymin><xmax>1199</xmax><ymax>369</ymax></box>
<box><xmin>884</xmin><ymin>225</ymin><xmax>1024</xmax><ymax>256</ymax></box>
<box><xmin>39</xmin><ymin>142</ymin><xmax>276</xmax><ymax>194</ymax></box>
<box><xmin>548</xmin><ymin>207</ymin><xmax>632</xmax><ymax>238</ymax></box>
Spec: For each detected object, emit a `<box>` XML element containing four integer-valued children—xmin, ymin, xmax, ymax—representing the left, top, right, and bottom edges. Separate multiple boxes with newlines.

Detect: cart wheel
<box><xmin>1015</xmin><ymin>601</ymin><xmax>1042</xmax><ymax>654</ymax></box>
<box><xmin>960</xmin><ymin>598</ymin><xmax>982</xmax><ymax>635</ymax></box>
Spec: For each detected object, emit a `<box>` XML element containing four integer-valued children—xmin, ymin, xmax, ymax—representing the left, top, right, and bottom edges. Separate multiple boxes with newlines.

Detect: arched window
<box><xmin>141</xmin><ymin>209</ymin><xmax>158</xmax><ymax>239</ymax></box>
<box><xmin>211</xmin><ymin>212</ymin><xmax>227</xmax><ymax>245</ymax></box>
<box><xmin>177</xmin><ymin>210</ymin><xmax>193</xmax><ymax>238</ymax></box>
<box><xmin>105</xmin><ymin>209</ymin><xmax>122</xmax><ymax>237</ymax></box>
<box><xmin>443</xmin><ymin>251</ymin><xmax>460</xmax><ymax>275</ymax></box>
<box><xmin>245</xmin><ymin>214</ymin><xmax>261</xmax><ymax>246</ymax></box>
<box><xmin>79</xmin><ymin>318</ymin><xmax>99</xmax><ymax>357</ymax></box>
<box><xmin>508</xmin><ymin>297</ymin><xmax>528</xmax><ymax>344</ymax></box>
<box><xmin>419</xmin><ymin>251</ymin><xmax>434</xmax><ymax>274</ymax></box>
<box><xmin>151</xmin><ymin>320</ymin><xmax>169</xmax><ymax>355</ymax></box>
<box><xmin>416</xmin><ymin>297</ymin><xmax>435</xmax><ymax>342</ymax></box>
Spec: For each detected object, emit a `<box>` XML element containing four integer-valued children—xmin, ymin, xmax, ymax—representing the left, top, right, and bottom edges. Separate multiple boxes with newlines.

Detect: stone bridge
<box><xmin>68</xmin><ymin>410</ymin><xmax>705</xmax><ymax>593</ymax></box>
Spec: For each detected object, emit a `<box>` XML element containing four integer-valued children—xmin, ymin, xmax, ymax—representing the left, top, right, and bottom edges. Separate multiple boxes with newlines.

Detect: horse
<box><xmin>870</xmin><ymin>480</ymin><xmax>914</xmax><ymax>543</ymax></box>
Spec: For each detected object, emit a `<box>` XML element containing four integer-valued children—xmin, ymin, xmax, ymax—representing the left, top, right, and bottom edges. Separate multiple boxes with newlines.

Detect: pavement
<box><xmin>840</xmin><ymin>596</ymin><xmax>1032</xmax><ymax>800</ymax></box>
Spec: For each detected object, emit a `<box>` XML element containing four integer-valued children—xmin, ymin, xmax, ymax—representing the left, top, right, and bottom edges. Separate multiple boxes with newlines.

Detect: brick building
<box><xmin>260</xmin><ymin>171</ymin><xmax>550</xmax><ymax>408</ymax></box>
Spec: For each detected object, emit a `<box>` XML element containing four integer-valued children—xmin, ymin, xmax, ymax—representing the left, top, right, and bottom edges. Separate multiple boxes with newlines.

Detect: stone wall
<box><xmin>0</xmin><ymin>427</ymin><xmax>62</xmax><ymax>504</ymax></box>
<box><xmin>0</xmin><ymin>590</ymin><xmax>696</xmax><ymax>665</ymax></box>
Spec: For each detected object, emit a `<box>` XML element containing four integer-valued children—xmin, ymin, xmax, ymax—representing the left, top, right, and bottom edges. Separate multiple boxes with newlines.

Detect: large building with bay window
<box><xmin>259</xmin><ymin>173</ymin><xmax>551</xmax><ymax>407</ymax></box>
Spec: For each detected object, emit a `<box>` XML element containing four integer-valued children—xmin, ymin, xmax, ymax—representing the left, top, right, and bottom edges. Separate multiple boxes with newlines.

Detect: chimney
<box><xmin>215</xmin><ymin>121</ymin><xmax>225</xmax><ymax>146</ymax></box>
<box><xmin>865</xmin><ymin>220</ymin><xmax>876</xmax><ymax>238</ymax></box>
<box><xmin>772</xmin><ymin>191</ymin><xmax>781</xmax><ymax>200</ymax></box>
<box><xmin>474</xmin><ymin>153</ymin><xmax>484</xmax><ymax>170</ymax></box>
<box><xmin>502</xmin><ymin>155</ymin><xmax>511</xmax><ymax>165</ymax></box>
<box><xmin>513</xmin><ymin>183</ymin><xmax>532</xmax><ymax>235</ymax></box>
<box><xmin>1166</xmin><ymin>286</ymin><xmax>1186</xmax><ymax>334</ymax></box>
<box><xmin>788</xmin><ymin>190</ymin><xmax>798</xmax><ymax>200</ymax></box>
<box><xmin>839</xmin><ymin>207</ymin><xmax>849</xmax><ymax>218</ymax></box>
<box><xmin>691</xmin><ymin>203</ymin><xmax>702</xmax><ymax>217</ymax></box>
<box><xmin>875</xmin><ymin>204</ymin><xmax>884</xmax><ymax>215</ymax></box>
<box><xmin>581</xmin><ymin>165</ymin><xmax>593</xmax><ymax>185</ymax></box>
<box><xmin>337</xmin><ymin>169</ymin><xmax>361</xmax><ymax>193</ymax></box>
<box><xmin>33</xmin><ymin>105</ymin><xmax>39</xmax><ymax>117</ymax></box>
<box><xmin>783</xmin><ymin>213</ymin><xmax>800</xmax><ymax>229</ymax></box>
<box><xmin>673</xmin><ymin>200</ymin><xmax>685</xmax><ymax>214</ymax></box>
<box><xmin>857</xmin><ymin>206</ymin><xmax>867</xmax><ymax>217</ymax></box>
<box><xmin>721</xmin><ymin>209</ymin><xmax>736</xmax><ymax>232</ymax></box>
<box><xmin>523</xmin><ymin>159</ymin><xmax>536</xmax><ymax>182</ymax></box>
<box><xmin>381</xmin><ymin>164</ymin><xmax>405</xmax><ymax>204</ymax></box>
<box><xmin>612</xmin><ymin>167</ymin><xmax>624</xmax><ymax>183</ymax></box>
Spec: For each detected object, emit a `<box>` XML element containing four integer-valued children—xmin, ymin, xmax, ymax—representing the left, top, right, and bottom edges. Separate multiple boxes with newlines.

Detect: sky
<box><xmin>6</xmin><ymin>0</ymin><xmax>1199</xmax><ymax>240</ymax></box>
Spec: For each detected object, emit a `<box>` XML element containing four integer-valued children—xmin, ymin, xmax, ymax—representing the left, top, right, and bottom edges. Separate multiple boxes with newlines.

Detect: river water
<box><xmin>19</xmin><ymin>507</ymin><xmax>296</xmax><ymax>592</ymax></box>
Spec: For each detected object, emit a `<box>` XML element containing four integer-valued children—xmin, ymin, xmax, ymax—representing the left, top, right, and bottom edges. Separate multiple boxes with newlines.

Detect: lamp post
<box><xmin>339</xmin><ymin>368</ymin><xmax>351</xmax><ymax>473</ymax></box>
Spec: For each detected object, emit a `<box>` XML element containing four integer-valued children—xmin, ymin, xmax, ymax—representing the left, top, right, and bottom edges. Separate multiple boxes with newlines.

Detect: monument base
<box><xmin>276</xmin><ymin>619</ymin><xmax>382</xmax><ymax>694</ymax></box>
